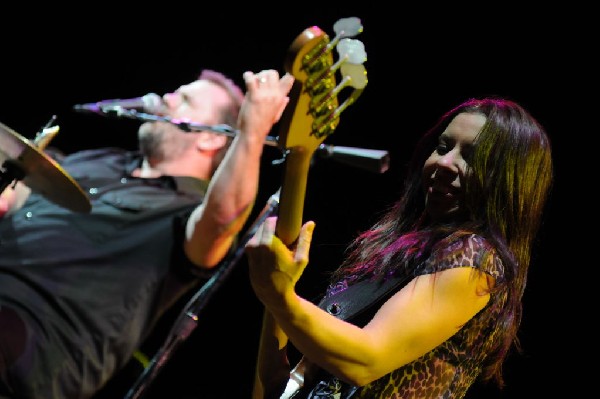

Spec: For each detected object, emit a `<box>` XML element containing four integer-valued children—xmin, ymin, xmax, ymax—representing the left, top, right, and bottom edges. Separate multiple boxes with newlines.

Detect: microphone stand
<box><xmin>124</xmin><ymin>189</ymin><xmax>281</xmax><ymax>399</ymax></box>
<box><xmin>75</xmin><ymin>107</ymin><xmax>392</xmax><ymax>174</ymax></box>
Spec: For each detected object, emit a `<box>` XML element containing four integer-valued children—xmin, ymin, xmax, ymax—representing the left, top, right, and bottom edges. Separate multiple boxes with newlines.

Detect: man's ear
<box><xmin>195</xmin><ymin>131</ymin><xmax>228</xmax><ymax>152</ymax></box>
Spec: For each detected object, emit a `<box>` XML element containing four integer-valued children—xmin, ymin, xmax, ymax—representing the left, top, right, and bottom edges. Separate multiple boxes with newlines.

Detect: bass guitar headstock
<box><xmin>277</xmin><ymin>16</ymin><xmax>368</xmax><ymax>154</ymax></box>
<box><xmin>274</xmin><ymin>17</ymin><xmax>368</xmax><ymax>245</ymax></box>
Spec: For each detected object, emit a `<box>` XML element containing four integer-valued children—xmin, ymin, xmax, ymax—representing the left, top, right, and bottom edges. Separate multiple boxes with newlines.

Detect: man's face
<box><xmin>161</xmin><ymin>80</ymin><xmax>231</xmax><ymax>127</ymax></box>
<box><xmin>137</xmin><ymin>79</ymin><xmax>231</xmax><ymax>160</ymax></box>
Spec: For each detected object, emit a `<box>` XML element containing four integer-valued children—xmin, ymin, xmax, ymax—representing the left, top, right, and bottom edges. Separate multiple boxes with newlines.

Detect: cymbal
<box><xmin>0</xmin><ymin>121</ymin><xmax>91</xmax><ymax>213</ymax></box>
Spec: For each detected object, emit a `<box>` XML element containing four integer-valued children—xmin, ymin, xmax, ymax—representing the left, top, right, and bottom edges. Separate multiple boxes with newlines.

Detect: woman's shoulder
<box><xmin>424</xmin><ymin>233</ymin><xmax>504</xmax><ymax>278</ymax></box>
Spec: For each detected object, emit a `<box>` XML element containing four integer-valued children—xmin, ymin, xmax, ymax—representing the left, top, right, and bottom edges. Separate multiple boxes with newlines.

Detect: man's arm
<box><xmin>184</xmin><ymin>70</ymin><xmax>294</xmax><ymax>269</ymax></box>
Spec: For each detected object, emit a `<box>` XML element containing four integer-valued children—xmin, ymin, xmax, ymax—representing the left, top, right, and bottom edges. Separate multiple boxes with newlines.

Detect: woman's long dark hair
<box><xmin>330</xmin><ymin>97</ymin><xmax>553</xmax><ymax>386</ymax></box>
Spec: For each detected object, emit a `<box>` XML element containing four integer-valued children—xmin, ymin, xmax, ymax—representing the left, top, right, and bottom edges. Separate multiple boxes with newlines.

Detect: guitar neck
<box><xmin>252</xmin><ymin>17</ymin><xmax>367</xmax><ymax>398</ymax></box>
<box><xmin>276</xmin><ymin>148</ymin><xmax>313</xmax><ymax>245</ymax></box>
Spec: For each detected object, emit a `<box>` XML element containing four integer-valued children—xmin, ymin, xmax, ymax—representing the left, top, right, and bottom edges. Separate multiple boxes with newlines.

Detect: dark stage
<box><xmin>1</xmin><ymin>7</ymin><xmax>583</xmax><ymax>398</ymax></box>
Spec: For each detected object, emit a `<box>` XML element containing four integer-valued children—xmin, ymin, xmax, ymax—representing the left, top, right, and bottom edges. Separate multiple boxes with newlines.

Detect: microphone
<box><xmin>72</xmin><ymin>93</ymin><xmax>163</xmax><ymax>114</ymax></box>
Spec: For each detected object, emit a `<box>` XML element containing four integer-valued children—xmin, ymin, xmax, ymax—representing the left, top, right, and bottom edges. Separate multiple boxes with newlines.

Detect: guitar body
<box><xmin>252</xmin><ymin>17</ymin><xmax>367</xmax><ymax>399</ymax></box>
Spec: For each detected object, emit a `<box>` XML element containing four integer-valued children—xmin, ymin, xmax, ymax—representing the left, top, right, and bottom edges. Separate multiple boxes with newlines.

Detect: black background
<box><xmin>1</xmin><ymin>6</ymin><xmax>586</xmax><ymax>398</ymax></box>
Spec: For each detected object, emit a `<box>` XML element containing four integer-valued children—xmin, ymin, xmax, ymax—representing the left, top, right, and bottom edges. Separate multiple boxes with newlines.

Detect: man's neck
<box><xmin>132</xmin><ymin>158</ymin><xmax>162</xmax><ymax>178</ymax></box>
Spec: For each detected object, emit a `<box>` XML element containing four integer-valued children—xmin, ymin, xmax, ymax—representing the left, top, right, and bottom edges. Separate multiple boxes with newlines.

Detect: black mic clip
<box><xmin>316</xmin><ymin>144</ymin><xmax>390</xmax><ymax>174</ymax></box>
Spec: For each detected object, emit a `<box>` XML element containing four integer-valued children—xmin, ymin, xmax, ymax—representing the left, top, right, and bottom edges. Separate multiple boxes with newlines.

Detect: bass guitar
<box><xmin>253</xmin><ymin>16</ymin><xmax>368</xmax><ymax>399</ymax></box>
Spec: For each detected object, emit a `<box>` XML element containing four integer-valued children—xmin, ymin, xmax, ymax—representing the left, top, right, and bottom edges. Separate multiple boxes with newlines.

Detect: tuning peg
<box><xmin>333</xmin><ymin>17</ymin><xmax>363</xmax><ymax>39</ymax></box>
<box><xmin>336</xmin><ymin>39</ymin><xmax>367</xmax><ymax>65</ymax></box>
<box><xmin>341</xmin><ymin>64</ymin><xmax>368</xmax><ymax>90</ymax></box>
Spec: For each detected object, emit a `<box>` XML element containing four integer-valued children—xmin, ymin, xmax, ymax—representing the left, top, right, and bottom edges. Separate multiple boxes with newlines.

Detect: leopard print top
<box><xmin>304</xmin><ymin>233</ymin><xmax>506</xmax><ymax>399</ymax></box>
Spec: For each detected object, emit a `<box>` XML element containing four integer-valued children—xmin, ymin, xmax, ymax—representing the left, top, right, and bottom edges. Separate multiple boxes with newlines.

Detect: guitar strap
<box><xmin>317</xmin><ymin>274</ymin><xmax>410</xmax><ymax>326</ymax></box>
<box><xmin>289</xmin><ymin>274</ymin><xmax>410</xmax><ymax>399</ymax></box>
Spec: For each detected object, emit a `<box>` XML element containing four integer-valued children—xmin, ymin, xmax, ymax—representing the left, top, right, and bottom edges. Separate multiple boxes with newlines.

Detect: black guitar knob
<box><xmin>326</xmin><ymin>302</ymin><xmax>342</xmax><ymax>316</ymax></box>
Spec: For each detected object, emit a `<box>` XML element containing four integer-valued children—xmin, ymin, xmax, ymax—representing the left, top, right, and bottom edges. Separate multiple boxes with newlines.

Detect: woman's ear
<box><xmin>195</xmin><ymin>131</ymin><xmax>228</xmax><ymax>152</ymax></box>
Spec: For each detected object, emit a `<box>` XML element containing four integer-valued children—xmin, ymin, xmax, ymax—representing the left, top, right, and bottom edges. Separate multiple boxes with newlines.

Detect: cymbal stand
<box><xmin>0</xmin><ymin>159</ymin><xmax>25</xmax><ymax>195</ymax></box>
<box><xmin>0</xmin><ymin>116</ymin><xmax>56</xmax><ymax>196</ymax></box>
